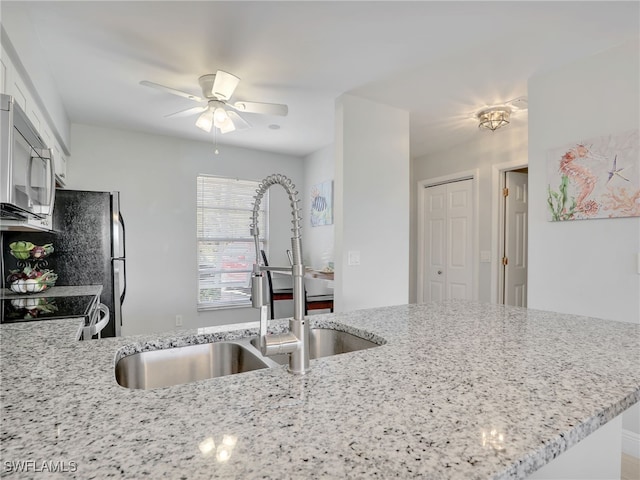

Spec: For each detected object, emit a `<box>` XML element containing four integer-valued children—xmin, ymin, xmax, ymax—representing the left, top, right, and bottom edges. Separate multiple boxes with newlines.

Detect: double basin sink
<box><xmin>116</xmin><ymin>328</ymin><xmax>382</xmax><ymax>390</ymax></box>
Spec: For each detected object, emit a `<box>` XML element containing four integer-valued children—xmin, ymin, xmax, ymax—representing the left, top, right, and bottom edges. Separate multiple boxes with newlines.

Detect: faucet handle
<box><xmin>257</xmin><ymin>303</ymin><xmax>300</xmax><ymax>357</ymax></box>
<box><xmin>251</xmin><ymin>266</ymin><xmax>265</xmax><ymax>309</ymax></box>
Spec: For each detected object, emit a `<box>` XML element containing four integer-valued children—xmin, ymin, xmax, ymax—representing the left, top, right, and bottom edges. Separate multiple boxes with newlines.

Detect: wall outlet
<box><xmin>175</xmin><ymin>315</ymin><xmax>183</xmax><ymax>327</ymax></box>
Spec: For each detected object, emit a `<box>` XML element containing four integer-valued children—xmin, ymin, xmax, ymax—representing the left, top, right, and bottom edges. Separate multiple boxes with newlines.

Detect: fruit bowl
<box><xmin>9</xmin><ymin>279</ymin><xmax>56</xmax><ymax>294</ymax></box>
<box><xmin>6</xmin><ymin>268</ymin><xmax>58</xmax><ymax>295</ymax></box>
<box><xmin>9</xmin><ymin>242</ymin><xmax>54</xmax><ymax>261</ymax></box>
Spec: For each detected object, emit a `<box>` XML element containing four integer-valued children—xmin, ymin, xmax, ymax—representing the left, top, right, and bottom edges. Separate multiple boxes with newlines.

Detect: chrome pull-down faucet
<box><xmin>250</xmin><ymin>174</ymin><xmax>310</xmax><ymax>374</ymax></box>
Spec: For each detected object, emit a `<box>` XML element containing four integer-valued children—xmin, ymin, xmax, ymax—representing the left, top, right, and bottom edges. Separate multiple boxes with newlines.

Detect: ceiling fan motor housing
<box><xmin>198</xmin><ymin>74</ymin><xmax>217</xmax><ymax>99</ymax></box>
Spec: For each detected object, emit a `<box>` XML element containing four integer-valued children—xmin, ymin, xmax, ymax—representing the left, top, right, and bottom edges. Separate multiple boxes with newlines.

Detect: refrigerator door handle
<box><xmin>111</xmin><ymin>193</ymin><xmax>126</xmax><ymax>336</ymax></box>
<box><xmin>118</xmin><ymin>211</ymin><xmax>126</xmax><ymax>303</ymax></box>
<box><xmin>113</xmin><ymin>257</ymin><xmax>127</xmax><ymax>303</ymax></box>
<box><xmin>112</xmin><ymin>258</ymin><xmax>125</xmax><ymax>336</ymax></box>
<box><xmin>119</xmin><ymin>212</ymin><xmax>126</xmax><ymax>258</ymax></box>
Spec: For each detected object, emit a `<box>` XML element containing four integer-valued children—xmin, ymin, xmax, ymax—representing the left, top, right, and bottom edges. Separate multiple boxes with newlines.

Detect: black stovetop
<box><xmin>1</xmin><ymin>294</ymin><xmax>97</xmax><ymax>324</ymax></box>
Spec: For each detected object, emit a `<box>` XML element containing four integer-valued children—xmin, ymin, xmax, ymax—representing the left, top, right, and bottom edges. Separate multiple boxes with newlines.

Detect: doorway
<box><xmin>417</xmin><ymin>173</ymin><xmax>477</xmax><ymax>302</ymax></box>
<box><xmin>499</xmin><ymin>167</ymin><xmax>528</xmax><ymax>306</ymax></box>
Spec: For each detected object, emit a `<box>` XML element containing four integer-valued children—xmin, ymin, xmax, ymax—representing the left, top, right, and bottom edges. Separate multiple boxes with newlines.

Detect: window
<box><xmin>197</xmin><ymin>175</ymin><xmax>268</xmax><ymax>309</ymax></box>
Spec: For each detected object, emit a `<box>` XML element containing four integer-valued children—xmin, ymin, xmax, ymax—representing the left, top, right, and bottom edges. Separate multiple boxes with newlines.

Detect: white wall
<box><xmin>297</xmin><ymin>143</ymin><xmax>336</xmax><ymax>300</ymax></box>
<box><xmin>528</xmin><ymin>39</ymin><xmax>639</xmax><ymax>445</ymax></box>
<box><xmin>411</xmin><ymin>119</ymin><xmax>528</xmax><ymax>303</ymax></box>
<box><xmin>302</xmin><ymin>143</ymin><xmax>335</xmax><ymax>270</ymax></box>
<box><xmin>528</xmin><ymin>40</ymin><xmax>639</xmax><ymax>323</ymax></box>
<box><xmin>67</xmin><ymin>123</ymin><xmax>303</xmax><ymax>335</ymax></box>
<box><xmin>335</xmin><ymin>95</ymin><xmax>410</xmax><ymax>312</ymax></box>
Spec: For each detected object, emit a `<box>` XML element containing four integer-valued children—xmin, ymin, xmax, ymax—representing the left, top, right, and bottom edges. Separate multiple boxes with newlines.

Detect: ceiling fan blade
<box><xmin>212</xmin><ymin>70</ymin><xmax>240</xmax><ymax>101</ymax></box>
<box><xmin>140</xmin><ymin>80</ymin><xmax>203</xmax><ymax>103</ymax></box>
<box><xmin>224</xmin><ymin>110</ymin><xmax>251</xmax><ymax>133</ymax></box>
<box><xmin>164</xmin><ymin>105</ymin><xmax>207</xmax><ymax>118</ymax></box>
<box><xmin>232</xmin><ymin>101</ymin><xmax>288</xmax><ymax>116</ymax></box>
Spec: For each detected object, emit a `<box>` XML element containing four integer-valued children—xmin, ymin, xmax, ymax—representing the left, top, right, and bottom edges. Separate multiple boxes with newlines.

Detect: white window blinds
<box><xmin>197</xmin><ymin>175</ymin><xmax>268</xmax><ymax>309</ymax></box>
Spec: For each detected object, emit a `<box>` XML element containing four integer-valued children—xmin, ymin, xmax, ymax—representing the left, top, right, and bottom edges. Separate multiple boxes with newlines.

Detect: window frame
<box><xmin>196</xmin><ymin>174</ymin><xmax>269</xmax><ymax>310</ymax></box>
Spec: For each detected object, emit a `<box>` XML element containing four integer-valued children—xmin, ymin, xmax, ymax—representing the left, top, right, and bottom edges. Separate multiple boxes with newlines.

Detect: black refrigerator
<box><xmin>1</xmin><ymin>190</ymin><xmax>126</xmax><ymax>337</ymax></box>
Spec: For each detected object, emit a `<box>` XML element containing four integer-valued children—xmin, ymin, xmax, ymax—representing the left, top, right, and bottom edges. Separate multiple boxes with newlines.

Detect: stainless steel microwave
<box><xmin>0</xmin><ymin>94</ymin><xmax>55</xmax><ymax>231</ymax></box>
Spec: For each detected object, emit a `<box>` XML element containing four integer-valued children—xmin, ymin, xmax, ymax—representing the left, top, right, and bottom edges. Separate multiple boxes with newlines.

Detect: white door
<box><xmin>423</xmin><ymin>179</ymin><xmax>474</xmax><ymax>301</ymax></box>
<box><xmin>503</xmin><ymin>171</ymin><xmax>528</xmax><ymax>306</ymax></box>
<box><xmin>424</xmin><ymin>184</ymin><xmax>446</xmax><ymax>301</ymax></box>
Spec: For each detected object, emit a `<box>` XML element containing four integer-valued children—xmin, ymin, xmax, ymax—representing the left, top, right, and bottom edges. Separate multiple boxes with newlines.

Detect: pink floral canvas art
<box><xmin>547</xmin><ymin>129</ymin><xmax>640</xmax><ymax>221</ymax></box>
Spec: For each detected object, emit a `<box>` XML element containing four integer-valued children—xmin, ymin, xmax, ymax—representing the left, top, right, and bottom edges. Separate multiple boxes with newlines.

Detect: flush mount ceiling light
<box><xmin>477</xmin><ymin>106</ymin><xmax>511</xmax><ymax>131</ymax></box>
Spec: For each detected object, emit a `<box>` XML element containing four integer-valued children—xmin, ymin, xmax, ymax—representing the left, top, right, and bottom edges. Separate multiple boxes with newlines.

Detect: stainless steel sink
<box><xmin>116</xmin><ymin>328</ymin><xmax>382</xmax><ymax>390</ymax></box>
<box><xmin>251</xmin><ymin>328</ymin><xmax>380</xmax><ymax>365</ymax></box>
<box><xmin>115</xmin><ymin>341</ymin><xmax>270</xmax><ymax>390</ymax></box>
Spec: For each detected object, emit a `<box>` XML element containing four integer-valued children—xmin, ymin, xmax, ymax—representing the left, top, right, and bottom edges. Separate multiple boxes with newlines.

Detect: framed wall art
<box><xmin>310</xmin><ymin>180</ymin><xmax>333</xmax><ymax>226</ymax></box>
<box><xmin>546</xmin><ymin>129</ymin><xmax>639</xmax><ymax>221</ymax></box>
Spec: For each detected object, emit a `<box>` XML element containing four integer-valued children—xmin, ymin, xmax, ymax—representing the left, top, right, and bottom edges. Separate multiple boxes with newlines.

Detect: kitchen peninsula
<box><xmin>1</xmin><ymin>300</ymin><xmax>638</xmax><ymax>479</ymax></box>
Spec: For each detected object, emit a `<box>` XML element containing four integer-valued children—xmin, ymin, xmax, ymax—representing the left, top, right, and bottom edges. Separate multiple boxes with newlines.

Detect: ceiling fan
<box><xmin>140</xmin><ymin>70</ymin><xmax>288</xmax><ymax>134</ymax></box>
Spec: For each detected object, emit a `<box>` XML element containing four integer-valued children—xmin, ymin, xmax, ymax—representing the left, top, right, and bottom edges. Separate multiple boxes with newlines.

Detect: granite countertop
<box><xmin>0</xmin><ymin>285</ymin><xmax>103</xmax><ymax>300</ymax></box>
<box><xmin>1</xmin><ymin>300</ymin><xmax>638</xmax><ymax>479</ymax></box>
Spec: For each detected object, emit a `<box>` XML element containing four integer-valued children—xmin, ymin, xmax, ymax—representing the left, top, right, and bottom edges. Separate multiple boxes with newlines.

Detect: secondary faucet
<box><xmin>250</xmin><ymin>174</ymin><xmax>310</xmax><ymax>374</ymax></box>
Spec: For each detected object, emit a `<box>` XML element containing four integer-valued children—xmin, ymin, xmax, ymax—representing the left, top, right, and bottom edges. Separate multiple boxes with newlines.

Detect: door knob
<box><xmin>437</xmin><ymin>270</ymin><xmax>443</xmax><ymax>275</ymax></box>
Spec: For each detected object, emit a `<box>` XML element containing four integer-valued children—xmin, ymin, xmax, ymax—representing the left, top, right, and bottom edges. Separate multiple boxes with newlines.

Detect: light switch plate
<box><xmin>348</xmin><ymin>250</ymin><xmax>361</xmax><ymax>266</ymax></box>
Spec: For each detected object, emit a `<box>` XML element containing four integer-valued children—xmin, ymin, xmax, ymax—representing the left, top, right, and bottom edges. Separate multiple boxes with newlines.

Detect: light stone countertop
<box><xmin>1</xmin><ymin>300</ymin><xmax>638</xmax><ymax>479</ymax></box>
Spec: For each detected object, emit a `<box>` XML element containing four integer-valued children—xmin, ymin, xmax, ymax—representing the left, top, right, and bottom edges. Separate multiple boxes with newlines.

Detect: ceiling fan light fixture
<box><xmin>477</xmin><ymin>107</ymin><xmax>511</xmax><ymax>131</ymax></box>
<box><xmin>219</xmin><ymin>116</ymin><xmax>236</xmax><ymax>134</ymax></box>
<box><xmin>141</xmin><ymin>70</ymin><xmax>287</xmax><ymax>137</ymax></box>
<box><xmin>195</xmin><ymin>109</ymin><xmax>214</xmax><ymax>132</ymax></box>
<box><xmin>213</xmin><ymin>107</ymin><xmax>229</xmax><ymax>127</ymax></box>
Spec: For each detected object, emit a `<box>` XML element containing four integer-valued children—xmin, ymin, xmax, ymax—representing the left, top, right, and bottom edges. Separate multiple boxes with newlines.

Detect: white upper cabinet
<box><xmin>1</xmin><ymin>44</ymin><xmax>69</xmax><ymax>186</ymax></box>
<box><xmin>53</xmin><ymin>144</ymin><xmax>67</xmax><ymax>186</ymax></box>
<box><xmin>39</xmin><ymin>123</ymin><xmax>67</xmax><ymax>186</ymax></box>
<box><xmin>3</xmin><ymin>50</ymin><xmax>28</xmax><ymax>112</ymax></box>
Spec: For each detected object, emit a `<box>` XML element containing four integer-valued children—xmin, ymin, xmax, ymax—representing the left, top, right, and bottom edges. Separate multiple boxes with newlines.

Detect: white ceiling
<box><xmin>2</xmin><ymin>1</ymin><xmax>638</xmax><ymax>158</ymax></box>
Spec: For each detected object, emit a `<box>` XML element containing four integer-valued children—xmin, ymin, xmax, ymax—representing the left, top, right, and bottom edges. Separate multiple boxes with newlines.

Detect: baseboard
<box><xmin>622</xmin><ymin>429</ymin><xmax>640</xmax><ymax>458</ymax></box>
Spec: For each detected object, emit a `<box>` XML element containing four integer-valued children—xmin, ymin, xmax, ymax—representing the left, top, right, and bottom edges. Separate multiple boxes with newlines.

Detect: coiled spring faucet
<box><xmin>250</xmin><ymin>174</ymin><xmax>309</xmax><ymax>374</ymax></box>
